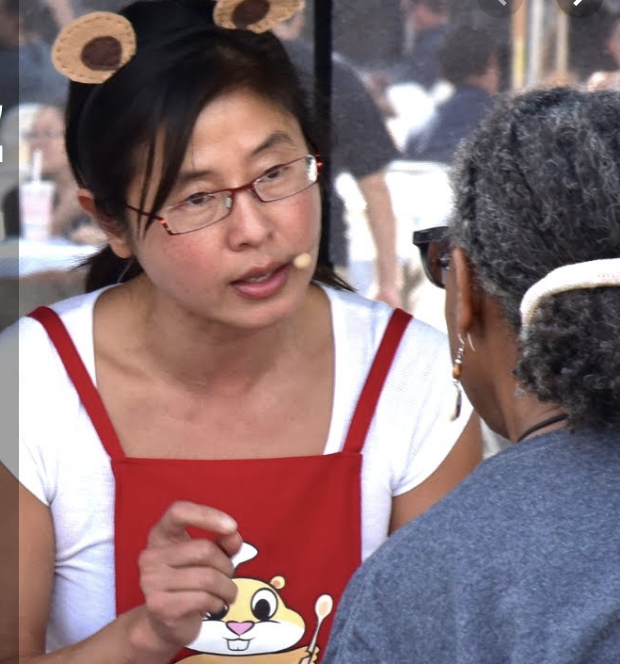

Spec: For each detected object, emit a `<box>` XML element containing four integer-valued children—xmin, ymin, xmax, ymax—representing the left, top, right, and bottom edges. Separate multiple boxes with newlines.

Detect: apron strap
<box><xmin>343</xmin><ymin>308</ymin><xmax>412</xmax><ymax>454</ymax></box>
<box><xmin>28</xmin><ymin>306</ymin><xmax>126</xmax><ymax>461</ymax></box>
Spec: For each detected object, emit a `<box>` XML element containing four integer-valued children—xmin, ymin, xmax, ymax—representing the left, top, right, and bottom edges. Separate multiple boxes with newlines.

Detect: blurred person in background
<box><xmin>0</xmin><ymin>0</ymin><xmax>20</xmax><ymax>114</ymax></box>
<box><xmin>273</xmin><ymin>11</ymin><xmax>403</xmax><ymax>307</ymax></box>
<box><xmin>40</xmin><ymin>0</ymin><xmax>129</xmax><ymax>26</ymax></box>
<box><xmin>568</xmin><ymin>0</ymin><xmax>618</xmax><ymax>83</ymax></box>
<box><xmin>2</xmin><ymin>103</ymin><xmax>105</xmax><ymax>244</ymax></box>
<box><xmin>10</xmin><ymin>0</ymin><xmax>68</xmax><ymax>109</ymax></box>
<box><xmin>609</xmin><ymin>15</ymin><xmax>620</xmax><ymax>67</ymax></box>
<box><xmin>394</xmin><ymin>0</ymin><xmax>452</xmax><ymax>92</ymax></box>
<box><xmin>586</xmin><ymin>15</ymin><xmax>620</xmax><ymax>91</ymax></box>
<box><xmin>405</xmin><ymin>26</ymin><xmax>499</xmax><ymax>165</ymax></box>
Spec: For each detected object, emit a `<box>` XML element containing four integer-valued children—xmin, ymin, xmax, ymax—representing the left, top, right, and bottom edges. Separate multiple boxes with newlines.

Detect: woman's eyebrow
<box><xmin>249</xmin><ymin>131</ymin><xmax>296</xmax><ymax>157</ymax></box>
<box><xmin>173</xmin><ymin>132</ymin><xmax>297</xmax><ymax>187</ymax></box>
<box><xmin>173</xmin><ymin>168</ymin><xmax>216</xmax><ymax>188</ymax></box>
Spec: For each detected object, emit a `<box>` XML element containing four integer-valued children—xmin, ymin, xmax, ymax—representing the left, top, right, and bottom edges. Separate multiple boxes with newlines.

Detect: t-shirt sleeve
<box><xmin>331</xmin><ymin>55</ymin><xmax>401</xmax><ymax>179</ymax></box>
<box><xmin>0</xmin><ymin>316</ymin><xmax>61</xmax><ymax>506</ymax></box>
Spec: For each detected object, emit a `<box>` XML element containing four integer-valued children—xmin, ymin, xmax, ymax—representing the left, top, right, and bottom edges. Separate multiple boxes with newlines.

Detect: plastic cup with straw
<box><xmin>20</xmin><ymin>148</ymin><xmax>55</xmax><ymax>241</ymax></box>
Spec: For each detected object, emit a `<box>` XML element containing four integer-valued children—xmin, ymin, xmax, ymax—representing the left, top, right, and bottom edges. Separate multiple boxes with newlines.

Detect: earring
<box><xmin>449</xmin><ymin>334</ymin><xmax>465</xmax><ymax>421</ymax></box>
<box><xmin>466</xmin><ymin>332</ymin><xmax>476</xmax><ymax>353</ymax></box>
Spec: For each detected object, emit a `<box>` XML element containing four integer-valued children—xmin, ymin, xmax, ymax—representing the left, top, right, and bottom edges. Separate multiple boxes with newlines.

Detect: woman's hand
<box><xmin>132</xmin><ymin>501</ymin><xmax>242</xmax><ymax>657</ymax></box>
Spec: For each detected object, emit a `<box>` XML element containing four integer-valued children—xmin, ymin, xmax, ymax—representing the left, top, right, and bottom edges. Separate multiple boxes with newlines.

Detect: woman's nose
<box><xmin>226</xmin><ymin>189</ymin><xmax>274</xmax><ymax>247</ymax></box>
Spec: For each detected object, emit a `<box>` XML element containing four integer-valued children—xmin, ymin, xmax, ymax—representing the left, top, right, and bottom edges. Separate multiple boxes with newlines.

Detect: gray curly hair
<box><xmin>450</xmin><ymin>87</ymin><xmax>620</xmax><ymax>430</ymax></box>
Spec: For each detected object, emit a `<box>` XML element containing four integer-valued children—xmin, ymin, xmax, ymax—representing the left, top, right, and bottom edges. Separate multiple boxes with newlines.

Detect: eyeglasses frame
<box><xmin>125</xmin><ymin>154</ymin><xmax>323</xmax><ymax>236</ymax></box>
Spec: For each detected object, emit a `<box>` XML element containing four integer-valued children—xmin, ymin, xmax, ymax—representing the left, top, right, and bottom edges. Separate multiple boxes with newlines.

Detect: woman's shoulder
<box><xmin>320</xmin><ymin>284</ymin><xmax>449</xmax><ymax>351</ymax></box>
<box><xmin>9</xmin><ymin>288</ymin><xmax>102</xmax><ymax>339</ymax></box>
<box><xmin>0</xmin><ymin>288</ymin><xmax>107</xmax><ymax>378</ymax></box>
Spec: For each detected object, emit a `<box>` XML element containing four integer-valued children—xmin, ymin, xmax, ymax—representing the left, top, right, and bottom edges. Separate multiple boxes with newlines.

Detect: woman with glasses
<box><xmin>324</xmin><ymin>87</ymin><xmax>620</xmax><ymax>663</ymax></box>
<box><xmin>0</xmin><ymin>2</ymin><xmax>481</xmax><ymax>662</ymax></box>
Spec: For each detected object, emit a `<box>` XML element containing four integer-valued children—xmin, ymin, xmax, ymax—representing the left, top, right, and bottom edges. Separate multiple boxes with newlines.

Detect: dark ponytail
<box><xmin>82</xmin><ymin>247</ymin><xmax>143</xmax><ymax>292</ymax></box>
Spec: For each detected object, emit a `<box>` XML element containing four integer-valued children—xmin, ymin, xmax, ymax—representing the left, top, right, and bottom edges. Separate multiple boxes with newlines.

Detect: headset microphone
<box><xmin>293</xmin><ymin>252</ymin><xmax>313</xmax><ymax>270</ymax></box>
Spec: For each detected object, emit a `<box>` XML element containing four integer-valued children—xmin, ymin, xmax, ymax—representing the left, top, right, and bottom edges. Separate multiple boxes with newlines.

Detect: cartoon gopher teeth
<box><xmin>213</xmin><ymin>0</ymin><xmax>305</xmax><ymax>34</ymax></box>
<box><xmin>227</xmin><ymin>638</ymin><xmax>251</xmax><ymax>651</ymax></box>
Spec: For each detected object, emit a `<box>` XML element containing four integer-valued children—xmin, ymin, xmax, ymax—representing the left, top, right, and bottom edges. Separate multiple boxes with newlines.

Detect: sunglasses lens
<box><xmin>413</xmin><ymin>227</ymin><xmax>450</xmax><ymax>289</ymax></box>
<box><xmin>427</xmin><ymin>239</ymin><xmax>450</xmax><ymax>288</ymax></box>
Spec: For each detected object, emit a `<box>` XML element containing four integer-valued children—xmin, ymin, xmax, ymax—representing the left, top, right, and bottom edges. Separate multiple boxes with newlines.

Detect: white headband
<box><xmin>520</xmin><ymin>258</ymin><xmax>620</xmax><ymax>329</ymax></box>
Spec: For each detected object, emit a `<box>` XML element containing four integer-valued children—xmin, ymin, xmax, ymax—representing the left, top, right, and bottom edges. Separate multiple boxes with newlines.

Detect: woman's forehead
<box><xmin>193</xmin><ymin>88</ymin><xmax>302</xmax><ymax>139</ymax></box>
<box><xmin>182</xmin><ymin>91</ymin><xmax>305</xmax><ymax>163</ymax></box>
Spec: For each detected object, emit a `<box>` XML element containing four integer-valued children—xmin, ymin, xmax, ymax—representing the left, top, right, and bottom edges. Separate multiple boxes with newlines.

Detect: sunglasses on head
<box><xmin>412</xmin><ymin>226</ymin><xmax>451</xmax><ymax>289</ymax></box>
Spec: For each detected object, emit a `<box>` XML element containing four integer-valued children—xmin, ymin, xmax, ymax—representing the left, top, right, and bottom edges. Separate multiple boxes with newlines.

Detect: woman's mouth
<box><xmin>231</xmin><ymin>263</ymin><xmax>290</xmax><ymax>299</ymax></box>
<box><xmin>243</xmin><ymin>269</ymin><xmax>277</xmax><ymax>283</ymax></box>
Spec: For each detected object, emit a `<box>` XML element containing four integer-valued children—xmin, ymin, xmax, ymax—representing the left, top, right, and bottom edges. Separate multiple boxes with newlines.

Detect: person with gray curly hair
<box><xmin>324</xmin><ymin>87</ymin><xmax>620</xmax><ymax>663</ymax></box>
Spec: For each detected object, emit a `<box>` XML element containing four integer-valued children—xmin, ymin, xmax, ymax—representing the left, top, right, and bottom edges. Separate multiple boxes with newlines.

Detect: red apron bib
<box><xmin>30</xmin><ymin>305</ymin><xmax>411</xmax><ymax>664</ymax></box>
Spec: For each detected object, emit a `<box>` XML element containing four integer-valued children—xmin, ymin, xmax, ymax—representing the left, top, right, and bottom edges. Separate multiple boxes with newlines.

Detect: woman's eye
<box><xmin>181</xmin><ymin>193</ymin><xmax>216</xmax><ymax>209</ymax></box>
<box><xmin>263</xmin><ymin>165</ymin><xmax>289</xmax><ymax>182</ymax></box>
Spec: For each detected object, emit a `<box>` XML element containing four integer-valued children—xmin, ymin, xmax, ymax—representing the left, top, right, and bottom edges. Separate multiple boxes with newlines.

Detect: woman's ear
<box><xmin>77</xmin><ymin>188</ymin><xmax>133</xmax><ymax>259</ymax></box>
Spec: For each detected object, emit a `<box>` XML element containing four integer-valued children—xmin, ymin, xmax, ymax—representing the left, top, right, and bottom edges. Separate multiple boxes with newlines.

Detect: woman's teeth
<box><xmin>244</xmin><ymin>270</ymin><xmax>275</xmax><ymax>283</ymax></box>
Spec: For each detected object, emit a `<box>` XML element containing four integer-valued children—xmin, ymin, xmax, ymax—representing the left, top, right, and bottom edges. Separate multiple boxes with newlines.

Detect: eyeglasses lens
<box><xmin>165</xmin><ymin>155</ymin><xmax>319</xmax><ymax>234</ymax></box>
<box><xmin>427</xmin><ymin>239</ymin><xmax>450</xmax><ymax>289</ymax></box>
<box><xmin>413</xmin><ymin>226</ymin><xmax>450</xmax><ymax>289</ymax></box>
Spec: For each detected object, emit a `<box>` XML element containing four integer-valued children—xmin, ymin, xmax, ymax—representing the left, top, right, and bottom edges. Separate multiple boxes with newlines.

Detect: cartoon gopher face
<box><xmin>187</xmin><ymin>576</ymin><xmax>306</xmax><ymax>655</ymax></box>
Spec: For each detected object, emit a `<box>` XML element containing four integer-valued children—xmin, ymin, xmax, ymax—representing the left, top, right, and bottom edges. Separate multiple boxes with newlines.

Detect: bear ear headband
<box><xmin>52</xmin><ymin>0</ymin><xmax>305</xmax><ymax>84</ymax></box>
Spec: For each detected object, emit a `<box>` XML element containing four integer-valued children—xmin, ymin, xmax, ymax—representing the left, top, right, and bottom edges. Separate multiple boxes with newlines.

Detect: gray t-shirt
<box><xmin>324</xmin><ymin>427</ymin><xmax>620</xmax><ymax>663</ymax></box>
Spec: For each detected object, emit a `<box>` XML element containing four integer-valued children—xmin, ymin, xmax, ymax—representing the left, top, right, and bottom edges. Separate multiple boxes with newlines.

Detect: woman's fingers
<box><xmin>140</xmin><ymin>537</ymin><xmax>235</xmax><ymax>576</ymax></box>
<box><xmin>142</xmin><ymin>564</ymin><xmax>238</xmax><ymax>601</ymax></box>
<box><xmin>141</xmin><ymin>590</ymin><xmax>227</xmax><ymax>648</ymax></box>
<box><xmin>136</xmin><ymin>501</ymin><xmax>242</xmax><ymax>650</ymax></box>
<box><xmin>217</xmin><ymin>530</ymin><xmax>244</xmax><ymax>559</ymax></box>
<box><xmin>147</xmin><ymin>501</ymin><xmax>238</xmax><ymax>547</ymax></box>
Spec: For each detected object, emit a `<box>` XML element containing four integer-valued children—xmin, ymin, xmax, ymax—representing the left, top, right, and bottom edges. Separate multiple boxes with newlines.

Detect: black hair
<box><xmin>450</xmin><ymin>87</ymin><xmax>620</xmax><ymax>431</ymax></box>
<box><xmin>436</xmin><ymin>26</ymin><xmax>497</xmax><ymax>87</ymax></box>
<box><xmin>65</xmin><ymin>0</ymin><xmax>351</xmax><ymax>292</ymax></box>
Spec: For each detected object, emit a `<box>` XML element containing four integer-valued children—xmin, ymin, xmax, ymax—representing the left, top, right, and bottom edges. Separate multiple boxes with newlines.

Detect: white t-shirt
<box><xmin>2</xmin><ymin>284</ymin><xmax>471</xmax><ymax>651</ymax></box>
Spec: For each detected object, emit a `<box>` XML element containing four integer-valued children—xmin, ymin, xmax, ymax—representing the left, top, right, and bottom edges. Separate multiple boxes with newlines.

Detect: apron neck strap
<box><xmin>343</xmin><ymin>308</ymin><xmax>412</xmax><ymax>454</ymax></box>
<box><xmin>28</xmin><ymin>306</ymin><xmax>126</xmax><ymax>461</ymax></box>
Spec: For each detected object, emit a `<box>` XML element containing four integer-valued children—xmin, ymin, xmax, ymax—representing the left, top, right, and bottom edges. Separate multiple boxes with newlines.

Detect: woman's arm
<box><xmin>0</xmin><ymin>478</ymin><xmax>240</xmax><ymax>664</ymax></box>
<box><xmin>389</xmin><ymin>413</ymin><xmax>482</xmax><ymax>532</ymax></box>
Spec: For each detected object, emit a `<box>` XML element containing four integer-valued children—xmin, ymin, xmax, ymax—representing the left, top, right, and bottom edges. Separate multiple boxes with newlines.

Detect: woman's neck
<box><xmin>497</xmin><ymin>390</ymin><xmax>567</xmax><ymax>443</ymax></box>
<box><xmin>97</xmin><ymin>279</ymin><xmax>329</xmax><ymax>394</ymax></box>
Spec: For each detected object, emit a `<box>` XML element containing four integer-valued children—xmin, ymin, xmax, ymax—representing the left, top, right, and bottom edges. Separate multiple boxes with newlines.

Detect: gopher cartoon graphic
<box><xmin>179</xmin><ymin>544</ymin><xmax>332</xmax><ymax>664</ymax></box>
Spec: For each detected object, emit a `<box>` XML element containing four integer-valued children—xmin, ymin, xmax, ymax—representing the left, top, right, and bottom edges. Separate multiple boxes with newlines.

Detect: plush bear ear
<box><xmin>270</xmin><ymin>575</ymin><xmax>286</xmax><ymax>589</ymax></box>
<box><xmin>213</xmin><ymin>0</ymin><xmax>305</xmax><ymax>34</ymax></box>
<box><xmin>52</xmin><ymin>12</ymin><xmax>137</xmax><ymax>84</ymax></box>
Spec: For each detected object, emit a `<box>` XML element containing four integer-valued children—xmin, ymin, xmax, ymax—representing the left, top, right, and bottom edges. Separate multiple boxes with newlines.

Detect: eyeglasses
<box><xmin>412</xmin><ymin>225</ymin><xmax>451</xmax><ymax>289</ymax></box>
<box><xmin>126</xmin><ymin>154</ymin><xmax>322</xmax><ymax>236</ymax></box>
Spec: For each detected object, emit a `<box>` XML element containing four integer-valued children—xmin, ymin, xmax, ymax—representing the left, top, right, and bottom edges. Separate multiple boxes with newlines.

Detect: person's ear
<box><xmin>77</xmin><ymin>188</ymin><xmax>133</xmax><ymax>259</ymax></box>
<box><xmin>452</xmin><ymin>247</ymin><xmax>481</xmax><ymax>335</ymax></box>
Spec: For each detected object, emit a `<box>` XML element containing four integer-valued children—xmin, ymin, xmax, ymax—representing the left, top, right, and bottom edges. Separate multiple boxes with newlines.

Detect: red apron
<box><xmin>29</xmin><ymin>304</ymin><xmax>411</xmax><ymax>664</ymax></box>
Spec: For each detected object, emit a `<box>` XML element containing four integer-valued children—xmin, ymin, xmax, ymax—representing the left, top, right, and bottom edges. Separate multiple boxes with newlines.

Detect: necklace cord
<box><xmin>516</xmin><ymin>414</ymin><xmax>568</xmax><ymax>443</ymax></box>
